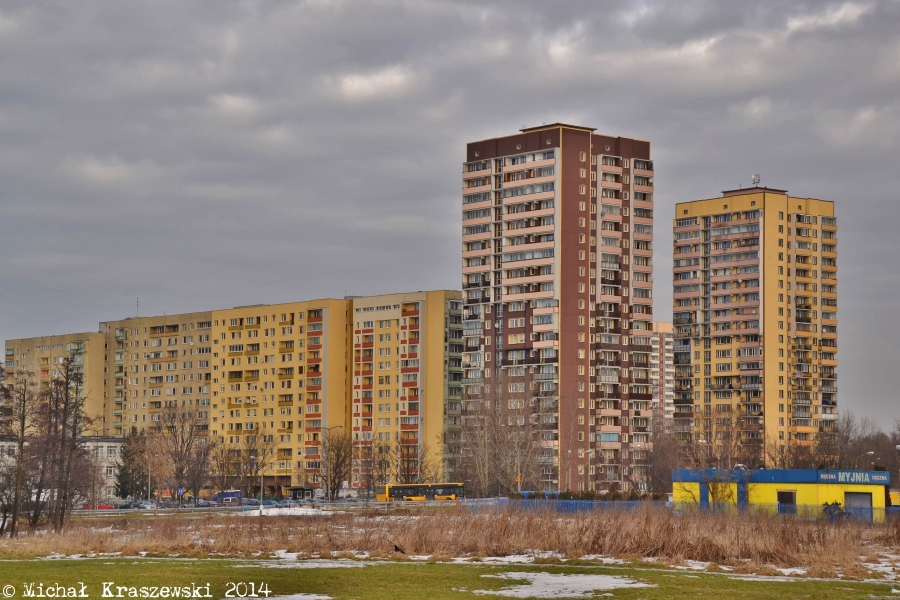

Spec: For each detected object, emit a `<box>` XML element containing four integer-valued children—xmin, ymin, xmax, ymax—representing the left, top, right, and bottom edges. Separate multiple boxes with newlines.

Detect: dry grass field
<box><xmin>2</xmin><ymin>504</ymin><xmax>900</xmax><ymax>579</ymax></box>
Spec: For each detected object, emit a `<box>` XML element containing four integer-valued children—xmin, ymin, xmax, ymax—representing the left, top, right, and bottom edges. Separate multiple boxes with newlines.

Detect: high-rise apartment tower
<box><xmin>672</xmin><ymin>187</ymin><xmax>837</xmax><ymax>464</ymax></box>
<box><xmin>649</xmin><ymin>322</ymin><xmax>675</xmax><ymax>433</ymax></box>
<box><xmin>461</xmin><ymin>124</ymin><xmax>654</xmax><ymax>492</ymax></box>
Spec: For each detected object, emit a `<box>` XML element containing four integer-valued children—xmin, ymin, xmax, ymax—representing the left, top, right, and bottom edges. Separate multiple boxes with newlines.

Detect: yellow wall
<box><xmin>673</xmin><ymin>189</ymin><xmax>837</xmax><ymax>459</ymax></box>
<box><xmin>102</xmin><ymin>312</ymin><xmax>213</xmax><ymax>436</ymax></box>
<box><xmin>673</xmin><ymin>481</ymin><xmax>884</xmax><ymax>508</ymax></box>
<box><xmin>211</xmin><ymin>298</ymin><xmax>350</xmax><ymax>486</ymax></box>
<box><xmin>5</xmin><ymin>290</ymin><xmax>461</xmax><ymax>491</ymax></box>
<box><xmin>4</xmin><ymin>332</ymin><xmax>107</xmax><ymax>432</ymax></box>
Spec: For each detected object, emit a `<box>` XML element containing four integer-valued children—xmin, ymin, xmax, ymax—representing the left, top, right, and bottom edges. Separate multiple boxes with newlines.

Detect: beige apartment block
<box><xmin>4</xmin><ymin>332</ymin><xmax>107</xmax><ymax>431</ymax></box>
<box><xmin>349</xmin><ymin>291</ymin><xmax>463</xmax><ymax>490</ymax></box>
<box><xmin>673</xmin><ymin>187</ymin><xmax>837</xmax><ymax>464</ymax></box>
<box><xmin>6</xmin><ymin>290</ymin><xmax>466</xmax><ymax>493</ymax></box>
<box><xmin>210</xmin><ymin>299</ymin><xmax>350</xmax><ymax>489</ymax></box>
<box><xmin>100</xmin><ymin>312</ymin><xmax>213</xmax><ymax>437</ymax></box>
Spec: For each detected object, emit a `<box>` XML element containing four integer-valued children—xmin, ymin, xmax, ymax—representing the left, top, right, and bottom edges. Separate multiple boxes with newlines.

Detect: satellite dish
<box><xmin>751</xmin><ymin>174</ymin><xmax>761</xmax><ymax>186</ymax></box>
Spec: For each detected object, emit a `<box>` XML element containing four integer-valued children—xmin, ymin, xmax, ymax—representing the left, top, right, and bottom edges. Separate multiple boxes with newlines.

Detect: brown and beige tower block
<box><xmin>461</xmin><ymin>124</ymin><xmax>655</xmax><ymax>492</ymax></box>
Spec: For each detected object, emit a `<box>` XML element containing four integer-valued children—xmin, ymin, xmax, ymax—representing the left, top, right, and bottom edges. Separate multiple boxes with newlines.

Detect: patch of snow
<box><xmin>578</xmin><ymin>555</ymin><xmax>625</xmax><ymax>565</ymax></box>
<box><xmin>775</xmin><ymin>567</ymin><xmax>807</xmax><ymax>576</ymax></box>
<box><xmin>863</xmin><ymin>559</ymin><xmax>897</xmax><ymax>579</ymax></box>
<box><xmin>481</xmin><ymin>556</ymin><xmax>536</xmax><ymax>564</ymax></box>
<box><xmin>727</xmin><ymin>575</ymin><xmax>802</xmax><ymax>583</ymax></box>
<box><xmin>676</xmin><ymin>560</ymin><xmax>710</xmax><ymax>571</ymax></box>
<box><xmin>473</xmin><ymin>572</ymin><xmax>655</xmax><ymax>598</ymax></box>
<box><xmin>409</xmin><ymin>555</ymin><xmax>432</xmax><ymax>561</ymax></box>
<box><xmin>232</xmin><ymin>559</ymin><xmax>369</xmax><ymax>570</ymax></box>
<box><xmin>238</xmin><ymin>507</ymin><xmax>325</xmax><ymax>516</ymax></box>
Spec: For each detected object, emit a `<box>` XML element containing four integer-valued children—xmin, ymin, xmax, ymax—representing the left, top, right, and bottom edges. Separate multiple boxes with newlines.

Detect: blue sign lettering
<box><xmin>818</xmin><ymin>471</ymin><xmax>890</xmax><ymax>485</ymax></box>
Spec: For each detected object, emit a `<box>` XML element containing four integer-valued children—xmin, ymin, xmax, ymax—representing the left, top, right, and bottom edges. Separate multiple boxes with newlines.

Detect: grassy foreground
<box><xmin>0</xmin><ymin>558</ymin><xmax>893</xmax><ymax>600</ymax></box>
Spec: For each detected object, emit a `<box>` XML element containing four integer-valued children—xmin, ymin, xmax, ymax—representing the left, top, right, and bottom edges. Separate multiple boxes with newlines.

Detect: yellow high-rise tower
<box><xmin>673</xmin><ymin>187</ymin><xmax>837</xmax><ymax>465</ymax></box>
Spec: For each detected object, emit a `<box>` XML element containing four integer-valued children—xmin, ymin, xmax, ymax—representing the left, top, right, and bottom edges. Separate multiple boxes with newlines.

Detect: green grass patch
<box><xmin>0</xmin><ymin>558</ymin><xmax>893</xmax><ymax>599</ymax></box>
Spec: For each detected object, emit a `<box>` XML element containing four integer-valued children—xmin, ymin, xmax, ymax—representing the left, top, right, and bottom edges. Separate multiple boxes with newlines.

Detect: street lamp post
<box><xmin>855</xmin><ymin>451</ymin><xmax>874</xmax><ymax>470</ymax></box>
<box><xmin>147</xmin><ymin>452</ymin><xmax>157</xmax><ymax>503</ymax></box>
<box><xmin>250</xmin><ymin>455</ymin><xmax>263</xmax><ymax>516</ymax></box>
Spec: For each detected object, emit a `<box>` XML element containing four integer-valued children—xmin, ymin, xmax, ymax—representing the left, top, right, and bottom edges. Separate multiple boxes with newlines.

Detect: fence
<box><xmin>489</xmin><ymin>498</ymin><xmax>900</xmax><ymax>524</ymax></box>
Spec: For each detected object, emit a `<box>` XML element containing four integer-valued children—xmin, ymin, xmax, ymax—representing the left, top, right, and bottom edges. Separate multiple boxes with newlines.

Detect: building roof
<box><xmin>673</xmin><ymin>468</ymin><xmax>890</xmax><ymax>486</ymax></box>
<box><xmin>721</xmin><ymin>185</ymin><xmax>787</xmax><ymax>197</ymax></box>
<box><xmin>519</xmin><ymin>123</ymin><xmax>596</xmax><ymax>133</ymax></box>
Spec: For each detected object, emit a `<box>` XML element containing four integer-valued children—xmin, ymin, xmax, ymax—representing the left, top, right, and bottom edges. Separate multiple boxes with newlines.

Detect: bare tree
<box><xmin>160</xmin><ymin>403</ymin><xmax>206</xmax><ymax>504</ymax></box>
<box><xmin>208</xmin><ymin>437</ymin><xmax>239</xmax><ymax>495</ymax></box>
<box><xmin>371</xmin><ymin>438</ymin><xmax>394</xmax><ymax>488</ymax></box>
<box><xmin>184</xmin><ymin>438</ymin><xmax>211</xmax><ymax>502</ymax></box>
<box><xmin>492</xmin><ymin>373</ymin><xmax>541</xmax><ymax>495</ymax></box>
<box><xmin>0</xmin><ymin>368</ymin><xmax>39</xmax><ymax>536</ymax></box>
<box><xmin>458</xmin><ymin>373</ymin><xmax>501</xmax><ymax>497</ymax></box>
<box><xmin>239</xmin><ymin>434</ymin><xmax>276</xmax><ymax>500</ymax></box>
<box><xmin>44</xmin><ymin>357</ymin><xmax>90</xmax><ymax>531</ymax></box>
<box><xmin>320</xmin><ymin>430</ymin><xmax>353</xmax><ymax>501</ymax></box>
<box><xmin>644</xmin><ymin>418</ymin><xmax>679</xmax><ymax>496</ymax></box>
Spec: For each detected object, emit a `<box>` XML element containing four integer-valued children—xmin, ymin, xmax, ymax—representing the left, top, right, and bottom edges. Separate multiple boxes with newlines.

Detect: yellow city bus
<box><xmin>375</xmin><ymin>483</ymin><xmax>465</xmax><ymax>502</ymax></box>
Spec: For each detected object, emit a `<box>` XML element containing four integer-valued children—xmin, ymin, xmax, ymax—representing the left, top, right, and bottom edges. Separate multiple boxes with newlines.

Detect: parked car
<box><xmin>241</xmin><ymin>498</ymin><xmax>261</xmax><ymax>506</ymax></box>
<box><xmin>195</xmin><ymin>499</ymin><xmax>218</xmax><ymax>507</ymax></box>
<box><xmin>340</xmin><ymin>497</ymin><xmax>360</xmax><ymax>504</ymax></box>
<box><xmin>118</xmin><ymin>501</ymin><xmax>138</xmax><ymax>510</ymax></box>
<box><xmin>277</xmin><ymin>499</ymin><xmax>300</xmax><ymax>508</ymax></box>
<box><xmin>137</xmin><ymin>501</ymin><xmax>158</xmax><ymax>509</ymax></box>
<box><xmin>261</xmin><ymin>500</ymin><xmax>278</xmax><ymax>507</ymax></box>
<box><xmin>220</xmin><ymin>496</ymin><xmax>242</xmax><ymax>506</ymax></box>
<box><xmin>81</xmin><ymin>503</ymin><xmax>114</xmax><ymax>510</ymax></box>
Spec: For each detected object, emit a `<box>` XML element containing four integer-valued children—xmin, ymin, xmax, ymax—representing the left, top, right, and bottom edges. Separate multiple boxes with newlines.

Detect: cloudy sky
<box><xmin>1</xmin><ymin>0</ymin><xmax>898</xmax><ymax>420</ymax></box>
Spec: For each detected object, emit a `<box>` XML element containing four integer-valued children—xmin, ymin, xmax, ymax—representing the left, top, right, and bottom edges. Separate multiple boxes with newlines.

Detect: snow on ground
<box><xmin>238</xmin><ymin>507</ymin><xmax>324</xmax><ymax>516</ymax></box>
<box><xmin>452</xmin><ymin>551</ymin><xmax>566</xmax><ymax>565</ymax></box>
<box><xmin>578</xmin><ymin>555</ymin><xmax>625</xmax><ymax>565</ymax></box>
<box><xmin>775</xmin><ymin>567</ymin><xmax>808</xmax><ymax>576</ymax></box>
<box><xmin>480</xmin><ymin>556</ymin><xmax>540</xmax><ymax>564</ymax></box>
<box><xmin>726</xmin><ymin>575</ymin><xmax>803</xmax><ymax>583</ymax></box>
<box><xmin>862</xmin><ymin>554</ymin><xmax>900</xmax><ymax>579</ymax></box>
<box><xmin>676</xmin><ymin>560</ymin><xmax>711</xmax><ymax>571</ymax></box>
<box><xmin>233</xmin><ymin>559</ymin><xmax>369</xmax><ymax>569</ymax></box>
<box><xmin>472</xmin><ymin>572</ymin><xmax>655</xmax><ymax>598</ymax></box>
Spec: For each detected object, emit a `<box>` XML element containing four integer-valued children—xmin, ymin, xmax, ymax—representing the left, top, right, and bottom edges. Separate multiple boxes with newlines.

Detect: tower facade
<box><xmin>672</xmin><ymin>187</ymin><xmax>837</xmax><ymax>465</ymax></box>
<box><xmin>461</xmin><ymin>124</ymin><xmax>654</xmax><ymax>491</ymax></box>
<box><xmin>650</xmin><ymin>322</ymin><xmax>675</xmax><ymax>433</ymax></box>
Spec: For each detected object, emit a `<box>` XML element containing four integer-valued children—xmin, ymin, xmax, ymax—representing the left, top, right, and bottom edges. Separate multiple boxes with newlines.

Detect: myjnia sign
<box><xmin>818</xmin><ymin>471</ymin><xmax>889</xmax><ymax>484</ymax></box>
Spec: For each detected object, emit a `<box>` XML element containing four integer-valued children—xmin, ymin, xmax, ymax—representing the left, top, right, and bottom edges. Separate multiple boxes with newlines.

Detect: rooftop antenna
<box><xmin>137</xmin><ymin>297</ymin><xmax>139</xmax><ymax>317</ymax></box>
<box><xmin>751</xmin><ymin>174</ymin><xmax>761</xmax><ymax>186</ymax></box>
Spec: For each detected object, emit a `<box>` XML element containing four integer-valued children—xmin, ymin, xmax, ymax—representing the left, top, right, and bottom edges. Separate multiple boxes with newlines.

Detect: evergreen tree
<box><xmin>115</xmin><ymin>432</ymin><xmax>148</xmax><ymax>500</ymax></box>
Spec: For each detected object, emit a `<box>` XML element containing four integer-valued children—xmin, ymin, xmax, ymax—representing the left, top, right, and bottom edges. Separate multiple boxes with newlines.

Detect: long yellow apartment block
<box><xmin>4</xmin><ymin>290</ymin><xmax>463</xmax><ymax>491</ymax></box>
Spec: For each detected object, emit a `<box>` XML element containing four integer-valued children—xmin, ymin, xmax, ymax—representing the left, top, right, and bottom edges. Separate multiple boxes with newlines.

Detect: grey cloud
<box><xmin>1</xmin><ymin>0</ymin><xmax>899</xmax><ymax>420</ymax></box>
